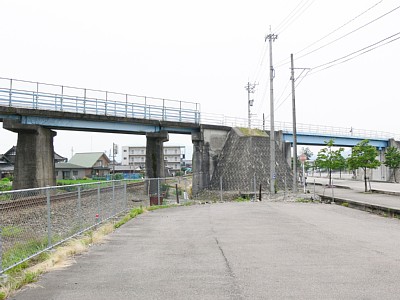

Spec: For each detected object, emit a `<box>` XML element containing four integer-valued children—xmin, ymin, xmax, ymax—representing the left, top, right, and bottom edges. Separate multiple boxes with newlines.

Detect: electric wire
<box><xmin>277</xmin><ymin>0</ymin><xmax>383</xmax><ymax>68</ymax></box>
<box><xmin>309</xmin><ymin>33</ymin><xmax>400</xmax><ymax>75</ymax></box>
<box><xmin>294</xmin><ymin>4</ymin><xmax>400</xmax><ymax>62</ymax></box>
<box><xmin>276</xmin><ymin>0</ymin><xmax>315</xmax><ymax>36</ymax></box>
<box><xmin>274</xmin><ymin>79</ymin><xmax>291</xmax><ymax>108</ymax></box>
<box><xmin>274</xmin><ymin>0</ymin><xmax>309</xmax><ymax>33</ymax></box>
<box><xmin>274</xmin><ymin>70</ymin><xmax>310</xmax><ymax>114</ymax></box>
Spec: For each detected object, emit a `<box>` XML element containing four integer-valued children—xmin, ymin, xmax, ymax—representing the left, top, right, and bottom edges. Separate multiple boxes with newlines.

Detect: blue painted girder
<box><xmin>283</xmin><ymin>133</ymin><xmax>388</xmax><ymax>149</ymax></box>
<box><xmin>18</xmin><ymin>116</ymin><xmax>198</xmax><ymax>134</ymax></box>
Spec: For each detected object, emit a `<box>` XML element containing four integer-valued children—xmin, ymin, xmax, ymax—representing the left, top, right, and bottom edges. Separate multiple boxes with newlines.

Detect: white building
<box><xmin>121</xmin><ymin>145</ymin><xmax>184</xmax><ymax>175</ymax></box>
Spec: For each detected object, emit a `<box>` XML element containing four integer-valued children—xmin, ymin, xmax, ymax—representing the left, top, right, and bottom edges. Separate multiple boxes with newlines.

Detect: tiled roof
<box><xmin>68</xmin><ymin>152</ymin><xmax>110</xmax><ymax>168</ymax></box>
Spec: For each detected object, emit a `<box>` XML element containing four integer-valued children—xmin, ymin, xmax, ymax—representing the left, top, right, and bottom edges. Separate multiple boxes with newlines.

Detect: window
<box><xmin>73</xmin><ymin>170</ymin><xmax>78</xmax><ymax>176</ymax></box>
<box><xmin>141</xmin><ymin>157</ymin><xmax>144</xmax><ymax>161</ymax></box>
<box><xmin>123</xmin><ymin>149</ymin><xmax>127</xmax><ymax>152</ymax></box>
<box><xmin>141</xmin><ymin>150</ymin><xmax>144</xmax><ymax>154</ymax></box>
<box><xmin>175</xmin><ymin>149</ymin><xmax>178</xmax><ymax>154</ymax></box>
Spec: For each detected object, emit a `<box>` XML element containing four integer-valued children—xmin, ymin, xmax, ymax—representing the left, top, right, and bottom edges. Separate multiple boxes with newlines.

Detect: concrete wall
<box><xmin>208</xmin><ymin>128</ymin><xmax>293</xmax><ymax>192</ymax></box>
<box><xmin>191</xmin><ymin>126</ymin><xmax>231</xmax><ymax>195</ymax></box>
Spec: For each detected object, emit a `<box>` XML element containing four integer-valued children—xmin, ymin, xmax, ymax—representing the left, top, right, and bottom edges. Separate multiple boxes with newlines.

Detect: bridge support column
<box><xmin>192</xmin><ymin>132</ymin><xmax>210</xmax><ymax>195</ymax></box>
<box><xmin>3</xmin><ymin>119</ymin><xmax>57</xmax><ymax>190</ymax></box>
<box><xmin>145</xmin><ymin>131</ymin><xmax>169</xmax><ymax>195</ymax></box>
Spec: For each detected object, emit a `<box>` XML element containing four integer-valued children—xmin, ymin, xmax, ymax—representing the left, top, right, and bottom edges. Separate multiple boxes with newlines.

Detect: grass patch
<box><xmin>341</xmin><ymin>202</ymin><xmax>349</xmax><ymax>207</ymax></box>
<box><xmin>114</xmin><ymin>206</ymin><xmax>144</xmax><ymax>229</ymax></box>
<box><xmin>2</xmin><ymin>239</ymin><xmax>49</xmax><ymax>273</ymax></box>
<box><xmin>1</xmin><ymin>226</ymin><xmax>24</xmax><ymax>238</ymax></box>
<box><xmin>238</xmin><ymin>127</ymin><xmax>267</xmax><ymax>137</ymax></box>
<box><xmin>296</xmin><ymin>198</ymin><xmax>313</xmax><ymax>203</ymax></box>
<box><xmin>0</xmin><ymin>223</ymin><xmax>115</xmax><ymax>299</ymax></box>
<box><xmin>234</xmin><ymin>196</ymin><xmax>250</xmax><ymax>202</ymax></box>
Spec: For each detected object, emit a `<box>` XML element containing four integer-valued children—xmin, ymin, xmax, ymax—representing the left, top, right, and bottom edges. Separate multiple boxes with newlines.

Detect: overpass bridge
<box><xmin>0</xmin><ymin>77</ymin><xmax>397</xmax><ymax>189</ymax></box>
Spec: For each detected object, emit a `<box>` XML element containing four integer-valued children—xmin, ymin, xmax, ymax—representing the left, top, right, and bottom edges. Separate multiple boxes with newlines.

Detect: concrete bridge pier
<box><xmin>191</xmin><ymin>131</ymin><xmax>210</xmax><ymax>195</ymax></box>
<box><xmin>3</xmin><ymin>119</ymin><xmax>57</xmax><ymax>190</ymax></box>
<box><xmin>145</xmin><ymin>131</ymin><xmax>169</xmax><ymax>195</ymax></box>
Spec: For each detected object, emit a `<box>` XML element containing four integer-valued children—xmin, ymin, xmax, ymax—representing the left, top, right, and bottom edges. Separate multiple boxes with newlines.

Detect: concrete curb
<box><xmin>371</xmin><ymin>189</ymin><xmax>400</xmax><ymax>197</ymax></box>
<box><xmin>318</xmin><ymin>194</ymin><xmax>400</xmax><ymax>218</ymax></box>
<box><xmin>313</xmin><ymin>182</ymin><xmax>351</xmax><ymax>189</ymax></box>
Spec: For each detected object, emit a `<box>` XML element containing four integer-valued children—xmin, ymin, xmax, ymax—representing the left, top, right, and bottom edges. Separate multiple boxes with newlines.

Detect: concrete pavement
<box><xmin>12</xmin><ymin>201</ymin><xmax>400</xmax><ymax>299</ymax></box>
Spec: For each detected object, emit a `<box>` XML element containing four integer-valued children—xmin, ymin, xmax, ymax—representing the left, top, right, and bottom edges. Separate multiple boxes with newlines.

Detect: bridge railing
<box><xmin>0</xmin><ymin>77</ymin><xmax>200</xmax><ymax>124</ymax></box>
<box><xmin>200</xmin><ymin>113</ymin><xmax>399</xmax><ymax>141</ymax></box>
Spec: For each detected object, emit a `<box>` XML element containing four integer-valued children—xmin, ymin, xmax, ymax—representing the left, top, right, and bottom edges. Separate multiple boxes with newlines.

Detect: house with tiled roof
<box><xmin>55</xmin><ymin>152</ymin><xmax>110</xmax><ymax>179</ymax></box>
<box><xmin>0</xmin><ymin>146</ymin><xmax>67</xmax><ymax>178</ymax></box>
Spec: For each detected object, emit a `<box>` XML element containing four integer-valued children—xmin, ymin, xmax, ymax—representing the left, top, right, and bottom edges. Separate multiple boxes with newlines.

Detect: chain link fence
<box><xmin>0</xmin><ymin>180</ymin><xmax>146</xmax><ymax>274</ymax></box>
<box><xmin>0</xmin><ymin>177</ymin><xmax>195</xmax><ymax>275</ymax></box>
<box><xmin>191</xmin><ymin>172</ymin><xmax>297</xmax><ymax>202</ymax></box>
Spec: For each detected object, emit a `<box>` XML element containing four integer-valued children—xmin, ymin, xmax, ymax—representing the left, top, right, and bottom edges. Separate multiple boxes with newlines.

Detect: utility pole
<box><xmin>290</xmin><ymin>53</ymin><xmax>298</xmax><ymax>193</ymax></box>
<box><xmin>245</xmin><ymin>82</ymin><xmax>257</xmax><ymax>128</ymax></box>
<box><xmin>290</xmin><ymin>55</ymin><xmax>310</xmax><ymax>193</ymax></box>
<box><xmin>266</xmin><ymin>31</ymin><xmax>278</xmax><ymax>194</ymax></box>
<box><xmin>112</xmin><ymin>143</ymin><xmax>118</xmax><ymax>179</ymax></box>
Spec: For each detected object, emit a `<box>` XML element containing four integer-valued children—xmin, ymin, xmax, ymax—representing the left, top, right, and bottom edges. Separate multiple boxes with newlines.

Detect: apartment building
<box><xmin>121</xmin><ymin>145</ymin><xmax>184</xmax><ymax>175</ymax></box>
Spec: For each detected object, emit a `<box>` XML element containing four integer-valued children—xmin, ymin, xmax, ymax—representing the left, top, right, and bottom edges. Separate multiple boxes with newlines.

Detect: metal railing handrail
<box><xmin>199</xmin><ymin>112</ymin><xmax>400</xmax><ymax>141</ymax></box>
<box><xmin>1</xmin><ymin>77</ymin><xmax>398</xmax><ymax>141</ymax></box>
<box><xmin>0</xmin><ymin>76</ymin><xmax>199</xmax><ymax>106</ymax></box>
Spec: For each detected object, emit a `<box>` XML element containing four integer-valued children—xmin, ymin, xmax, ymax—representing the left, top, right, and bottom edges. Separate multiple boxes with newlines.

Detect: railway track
<box><xmin>0</xmin><ymin>181</ymin><xmax>145</xmax><ymax>211</ymax></box>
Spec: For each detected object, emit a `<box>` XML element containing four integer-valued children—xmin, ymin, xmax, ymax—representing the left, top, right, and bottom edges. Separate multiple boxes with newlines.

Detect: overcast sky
<box><xmin>1</xmin><ymin>0</ymin><xmax>399</xmax><ymax>160</ymax></box>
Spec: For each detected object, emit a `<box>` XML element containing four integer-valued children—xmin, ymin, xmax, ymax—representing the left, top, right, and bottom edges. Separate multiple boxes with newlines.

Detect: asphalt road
<box><xmin>12</xmin><ymin>201</ymin><xmax>400</xmax><ymax>299</ymax></box>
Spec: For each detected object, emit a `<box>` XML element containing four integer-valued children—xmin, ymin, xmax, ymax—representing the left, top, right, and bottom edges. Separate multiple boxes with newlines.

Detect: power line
<box><xmin>275</xmin><ymin>0</ymin><xmax>313</xmax><ymax>34</ymax></box>
<box><xmin>294</xmin><ymin>0</ymin><xmax>382</xmax><ymax>57</ymax></box>
<box><xmin>310</xmin><ymin>31</ymin><xmax>400</xmax><ymax>73</ymax></box>
<box><xmin>294</xmin><ymin>4</ymin><xmax>400</xmax><ymax>62</ymax></box>
<box><xmin>276</xmin><ymin>0</ymin><xmax>315</xmax><ymax>35</ymax></box>
<box><xmin>274</xmin><ymin>70</ymin><xmax>310</xmax><ymax>114</ymax></box>
<box><xmin>274</xmin><ymin>0</ymin><xmax>388</xmax><ymax>68</ymax></box>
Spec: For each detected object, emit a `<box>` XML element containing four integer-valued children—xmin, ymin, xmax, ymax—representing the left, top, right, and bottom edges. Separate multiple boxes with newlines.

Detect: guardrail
<box><xmin>0</xmin><ymin>77</ymin><xmax>200</xmax><ymax>124</ymax></box>
<box><xmin>199</xmin><ymin>112</ymin><xmax>400</xmax><ymax>141</ymax></box>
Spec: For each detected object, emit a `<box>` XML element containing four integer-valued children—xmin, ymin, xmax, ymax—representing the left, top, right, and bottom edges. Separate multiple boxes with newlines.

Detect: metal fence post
<box><xmin>46</xmin><ymin>187</ymin><xmax>52</xmax><ymax>248</ymax></box>
<box><xmin>0</xmin><ymin>226</ymin><xmax>3</xmax><ymax>274</ymax></box>
<box><xmin>284</xmin><ymin>177</ymin><xmax>287</xmax><ymax>200</ymax></box>
<box><xmin>313</xmin><ymin>179</ymin><xmax>316</xmax><ymax>200</ymax></box>
<box><xmin>97</xmin><ymin>182</ymin><xmax>101</xmax><ymax>223</ymax></box>
<box><xmin>253</xmin><ymin>173</ymin><xmax>256</xmax><ymax>201</ymax></box>
<box><xmin>8</xmin><ymin>79</ymin><xmax>12</xmax><ymax>106</ymax></box>
<box><xmin>175</xmin><ymin>184</ymin><xmax>179</xmax><ymax>204</ymax></box>
<box><xmin>220</xmin><ymin>176</ymin><xmax>223</xmax><ymax>202</ymax></box>
<box><xmin>157</xmin><ymin>178</ymin><xmax>160</xmax><ymax>205</ymax></box>
<box><xmin>112</xmin><ymin>181</ymin><xmax>116</xmax><ymax>215</ymax></box>
<box><xmin>124</xmin><ymin>180</ymin><xmax>127</xmax><ymax>210</ymax></box>
<box><xmin>184</xmin><ymin>178</ymin><xmax>188</xmax><ymax>201</ymax></box>
<box><xmin>78</xmin><ymin>185</ymin><xmax>82</xmax><ymax>231</ymax></box>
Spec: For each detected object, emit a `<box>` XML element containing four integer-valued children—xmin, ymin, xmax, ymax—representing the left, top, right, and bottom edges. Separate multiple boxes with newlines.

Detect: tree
<box><xmin>314</xmin><ymin>139</ymin><xmax>345</xmax><ymax>186</ymax></box>
<box><xmin>347</xmin><ymin>140</ymin><xmax>381</xmax><ymax>192</ymax></box>
<box><xmin>383</xmin><ymin>146</ymin><xmax>400</xmax><ymax>183</ymax></box>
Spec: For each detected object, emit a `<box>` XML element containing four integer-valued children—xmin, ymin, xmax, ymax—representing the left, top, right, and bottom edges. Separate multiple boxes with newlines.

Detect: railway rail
<box><xmin>0</xmin><ymin>181</ymin><xmax>145</xmax><ymax>211</ymax></box>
